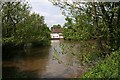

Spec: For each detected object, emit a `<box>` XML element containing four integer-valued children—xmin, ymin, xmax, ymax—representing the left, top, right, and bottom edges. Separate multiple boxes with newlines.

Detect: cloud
<box><xmin>29</xmin><ymin>0</ymin><xmax>66</xmax><ymax>28</ymax></box>
<box><xmin>54</xmin><ymin>14</ymin><xmax>65</xmax><ymax>19</ymax></box>
<box><xmin>28</xmin><ymin>0</ymin><xmax>51</xmax><ymax>4</ymax></box>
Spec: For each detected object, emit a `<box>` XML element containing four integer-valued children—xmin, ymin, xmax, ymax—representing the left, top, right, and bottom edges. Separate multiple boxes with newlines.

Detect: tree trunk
<box><xmin>93</xmin><ymin>2</ymin><xmax>104</xmax><ymax>54</ymax></box>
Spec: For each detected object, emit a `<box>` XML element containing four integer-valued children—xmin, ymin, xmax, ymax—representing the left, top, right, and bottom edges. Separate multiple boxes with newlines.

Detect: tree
<box><xmin>2</xmin><ymin>1</ymin><xmax>51</xmax><ymax>48</ymax></box>
<box><xmin>49</xmin><ymin>0</ymin><xmax>120</xmax><ymax>55</ymax></box>
<box><xmin>51</xmin><ymin>24</ymin><xmax>62</xmax><ymax>30</ymax></box>
<box><xmin>2</xmin><ymin>1</ymin><xmax>30</xmax><ymax>37</ymax></box>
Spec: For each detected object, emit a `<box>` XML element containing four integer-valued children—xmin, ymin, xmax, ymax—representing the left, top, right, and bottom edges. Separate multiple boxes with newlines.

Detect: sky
<box><xmin>28</xmin><ymin>0</ymin><xmax>66</xmax><ymax>28</ymax></box>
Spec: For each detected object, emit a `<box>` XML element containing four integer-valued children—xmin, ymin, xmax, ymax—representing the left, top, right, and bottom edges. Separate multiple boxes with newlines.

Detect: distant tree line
<box><xmin>51</xmin><ymin>24</ymin><xmax>62</xmax><ymax>30</ymax></box>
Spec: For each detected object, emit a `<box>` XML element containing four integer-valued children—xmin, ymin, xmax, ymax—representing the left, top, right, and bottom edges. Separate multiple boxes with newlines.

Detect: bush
<box><xmin>82</xmin><ymin>50</ymin><xmax>119</xmax><ymax>78</ymax></box>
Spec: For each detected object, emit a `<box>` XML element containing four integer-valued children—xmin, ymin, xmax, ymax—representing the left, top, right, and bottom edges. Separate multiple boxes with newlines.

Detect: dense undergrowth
<box><xmin>82</xmin><ymin>50</ymin><xmax>119</xmax><ymax>78</ymax></box>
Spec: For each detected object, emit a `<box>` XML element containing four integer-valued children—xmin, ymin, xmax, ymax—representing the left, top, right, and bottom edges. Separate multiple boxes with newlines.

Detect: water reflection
<box><xmin>2</xmin><ymin>40</ymin><xmax>83</xmax><ymax>78</ymax></box>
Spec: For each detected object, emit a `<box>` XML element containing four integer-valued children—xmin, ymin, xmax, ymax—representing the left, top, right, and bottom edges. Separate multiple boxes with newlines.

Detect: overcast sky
<box><xmin>28</xmin><ymin>0</ymin><xmax>66</xmax><ymax>28</ymax></box>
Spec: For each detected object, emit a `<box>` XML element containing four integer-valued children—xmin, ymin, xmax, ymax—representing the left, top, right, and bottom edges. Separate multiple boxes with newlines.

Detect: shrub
<box><xmin>82</xmin><ymin>50</ymin><xmax>119</xmax><ymax>78</ymax></box>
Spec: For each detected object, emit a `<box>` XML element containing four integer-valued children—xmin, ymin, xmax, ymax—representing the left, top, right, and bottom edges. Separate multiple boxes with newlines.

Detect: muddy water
<box><xmin>2</xmin><ymin>40</ymin><xmax>84</xmax><ymax>78</ymax></box>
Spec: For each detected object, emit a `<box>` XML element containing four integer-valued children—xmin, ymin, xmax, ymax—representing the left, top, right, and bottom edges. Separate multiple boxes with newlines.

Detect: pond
<box><xmin>2</xmin><ymin>40</ymin><xmax>89</xmax><ymax>78</ymax></box>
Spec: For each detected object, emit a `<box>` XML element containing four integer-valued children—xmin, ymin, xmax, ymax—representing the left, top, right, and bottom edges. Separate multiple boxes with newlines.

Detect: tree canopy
<box><xmin>2</xmin><ymin>1</ymin><xmax>51</xmax><ymax>48</ymax></box>
<box><xmin>51</xmin><ymin>24</ymin><xmax>62</xmax><ymax>30</ymax></box>
<box><xmin>49</xmin><ymin>0</ymin><xmax>120</xmax><ymax>55</ymax></box>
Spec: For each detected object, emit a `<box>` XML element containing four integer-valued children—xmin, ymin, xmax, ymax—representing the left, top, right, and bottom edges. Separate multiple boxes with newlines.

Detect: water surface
<box><xmin>3</xmin><ymin>40</ymin><xmax>84</xmax><ymax>78</ymax></box>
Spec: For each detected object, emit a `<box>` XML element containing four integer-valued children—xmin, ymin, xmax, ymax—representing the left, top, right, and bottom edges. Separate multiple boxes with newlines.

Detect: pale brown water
<box><xmin>3</xmin><ymin>40</ymin><xmax>84</xmax><ymax>78</ymax></box>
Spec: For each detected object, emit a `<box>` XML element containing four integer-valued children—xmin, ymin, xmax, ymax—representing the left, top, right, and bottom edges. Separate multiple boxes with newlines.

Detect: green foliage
<box><xmin>82</xmin><ymin>50</ymin><xmax>119</xmax><ymax>78</ymax></box>
<box><xmin>48</xmin><ymin>1</ymin><xmax>120</xmax><ymax>78</ymax></box>
<box><xmin>52</xmin><ymin>40</ymin><xmax>101</xmax><ymax>68</ymax></box>
<box><xmin>51</xmin><ymin>24</ymin><xmax>62</xmax><ymax>30</ymax></box>
<box><xmin>2</xmin><ymin>1</ymin><xmax>51</xmax><ymax>48</ymax></box>
<box><xmin>62</xmin><ymin>5</ymin><xmax>94</xmax><ymax>41</ymax></box>
<box><xmin>50</xmin><ymin>1</ymin><xmax>120</xmax><ymax>55</ymax></box>
<box><xmin>63</xmin><ymin>27</ymin><xmax>91</xmax><ymax>41</ymax></box>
